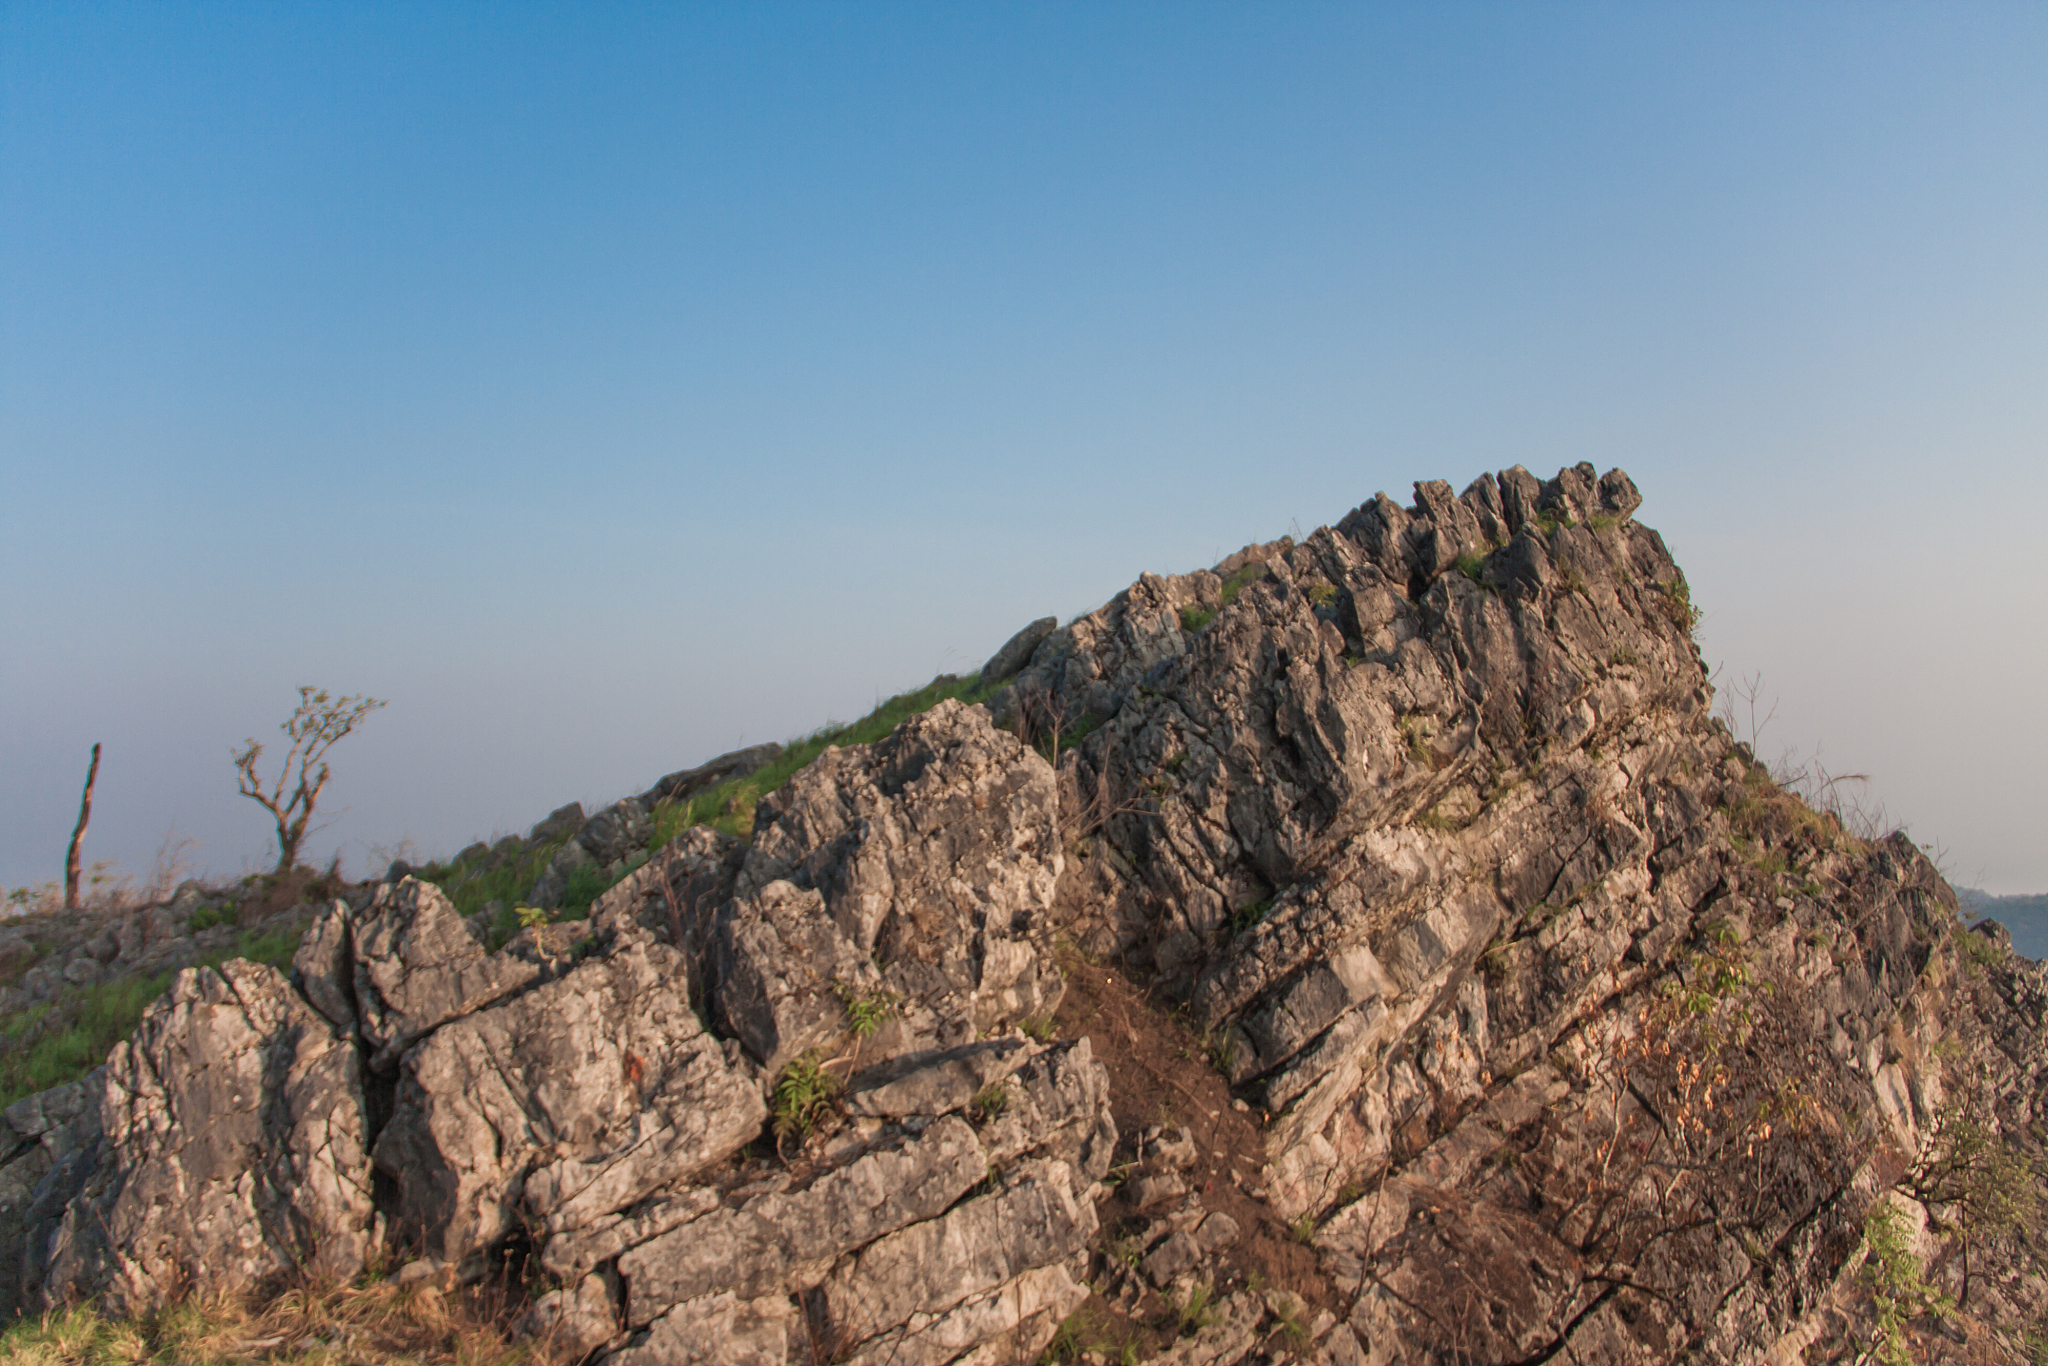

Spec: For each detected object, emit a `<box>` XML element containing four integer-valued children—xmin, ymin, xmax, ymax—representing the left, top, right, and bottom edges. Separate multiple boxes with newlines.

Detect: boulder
<box><xmin>980</xmin><ymin>616</ymin><xmax>1058</xmax><ymax>687</ymax></box>
<box><xmin>638</xmin><ymin>743</ymin><xmax>783</xmax><ymax>809</ymax></box>
<box><xmin>37</xmin><ymin>961</ymin><xmax>373</xmax><ymax>1316</ymax></box>
<box><xmin>580</xmin><ymin>798</ymin><xmax>653</xmax><ymax>867</ymax></box>
<box><xmin>529</xmin><ymin>801</ymin><xmax>587</xmax><ymax>844</ymax></box>
<box><xmin>302</xmin><ymin>878</ymin><xmax>544</xmax><ymax>1068</ymax></box>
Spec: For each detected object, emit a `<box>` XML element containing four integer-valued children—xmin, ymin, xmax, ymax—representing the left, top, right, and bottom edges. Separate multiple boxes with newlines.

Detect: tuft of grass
<box><xmin>1287</xmin><ymin>1213</ymin><xmax>1318</xmax><ymax>1245</ymax></box>
<box><xmin>0</xmin><ymin>1276</ymin><xmax>561</xmax><ymax>1366</ymax></box>
<box><xmin>1017</xmin><ymin>1012</ymin><xmax>1056</xmax><ymax>1043</ymax></box>
<box><xmin>1173</xmin><ymin>1282</ymin><xmax>1220</xmax><ymax>1337</ymax></box>
<box><xmin>186</xmin><ymin>903</ymin><xmax>238</xmax><ymax>934</ymax></box>
<box><xmin>1218</xmin><ymin>562</ymin><xmax>1268</xmax><ymax>607</ymax></box>
<box><xmin>1178</xmin><ymin>605</ymin><xmax>1216</xmax><ymax>634</ymax></box>
<box><xmin>431</xmin><ymin>839</ymin><xmax>569</xmax><ymax>921</ymax></box>
<box><xmin>1453</xmin><ymin>550</ymin><xmax>1487</xmax><ymax>584</ymax></box>
<box><xmin>969</xmin><ymin>1080</ymin><xmax>1012</xmax><ymax>1123</ymax></box>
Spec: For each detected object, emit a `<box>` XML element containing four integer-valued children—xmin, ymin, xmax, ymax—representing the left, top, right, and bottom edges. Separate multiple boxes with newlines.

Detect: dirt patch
<box><xmin>1053</xmin><ymin>947</ymin><xmax>1334</xmax><ymax>1323</ymax></box>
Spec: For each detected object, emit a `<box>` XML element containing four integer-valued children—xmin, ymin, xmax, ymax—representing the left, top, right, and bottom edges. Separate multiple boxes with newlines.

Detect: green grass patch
<box><xmin>432</xmin><ymin>838</ymin><xmax>570</xmax><ymax>920</ymax></box>
<box><xmin>1178</xmin><ymin>605</ymin><xmax>1215</xmax><ymax>634</ymax></box>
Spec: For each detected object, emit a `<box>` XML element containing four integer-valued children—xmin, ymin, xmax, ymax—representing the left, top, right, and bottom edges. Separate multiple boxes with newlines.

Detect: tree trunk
<box><xmin>65</xmin><ymin>743</ymin><xmax>101</xmax><ymax>912</ymax></box>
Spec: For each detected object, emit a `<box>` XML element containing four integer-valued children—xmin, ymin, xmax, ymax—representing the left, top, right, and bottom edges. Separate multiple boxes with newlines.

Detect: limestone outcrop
<box><xmin>0</xmin><ymin>464</ymin><xmax>2036</xmax><ymax>1366</ymax></box>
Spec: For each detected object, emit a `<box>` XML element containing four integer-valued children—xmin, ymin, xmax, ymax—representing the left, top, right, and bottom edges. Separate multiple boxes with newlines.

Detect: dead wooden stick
<box><xmin>65</xmin><ymin>742</ymin><xmax>101</xmax><ymax>911</ymax></box>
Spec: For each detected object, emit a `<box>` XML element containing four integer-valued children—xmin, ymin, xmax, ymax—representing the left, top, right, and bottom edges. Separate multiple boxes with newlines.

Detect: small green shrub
<box><xmin>1453</xmin><ymin>550</ymin><xmax>1486</xmax><ymax>584</ymax></box>
<box><xmin>1860</xmin><ymin>1201</ymin><xmax>1951</xmax><ymax>1366</ymax></box>
<box><xmin>1305</xmin><ymin>581</ymin><xmax>1338</xmax><ymax>607</ymax></box>
<box><xmin>514</xmin><ymin>904</ymin><xmax>551</xmax><ymax>930</ymax></box>
<box><xmin>771</xmin><ymin>1051</ymin><xmax>841</xmax><ymax>1145</ymax></box>
<box><xmin>1229</xmin><ymin>897</ymin><xmax>1272</xmax><ymax>937</ymax></box>
<box><xmin>185</xmin><ymin>903</ymin><xmax>237</xmax><ymax>933</ymax></box>
<box><xmin>1179</xmin><ymin>605</ymin><xmax>1215</xmax><ymax>633</ymax></box>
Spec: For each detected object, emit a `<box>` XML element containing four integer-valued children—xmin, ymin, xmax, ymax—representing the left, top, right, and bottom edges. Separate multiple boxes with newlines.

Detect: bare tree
<box><xmin>233</xmin><ymin>688</ymin><xmax>386</xmax><ymax>877</ymax></box>
<box><xmin>64</xmin><ymin>743</ymin><xmax>101</xmax><ymax>911</ymax></box>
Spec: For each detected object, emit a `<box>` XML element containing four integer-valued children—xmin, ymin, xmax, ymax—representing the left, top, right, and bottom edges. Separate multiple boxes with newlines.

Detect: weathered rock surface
<box><xmin>37</xmin><ymin>960</ymin><xmax>373</xmax><ymax>1316</ymax></box>
<box><xmin>716</xmin><ymin>699</ymin><xmax>1065</xmax><ymax>1071</ymax></box>
<box><xmin>373</xmin><ymin>936</ymin><xmax>767</xmax><ymax>1265</ymax></box>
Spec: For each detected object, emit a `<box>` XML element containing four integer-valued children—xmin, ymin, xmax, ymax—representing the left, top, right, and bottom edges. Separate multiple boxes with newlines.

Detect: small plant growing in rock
<box><xmin>1017</xmin><ymin>1012</ymin><xmax>1056</xmax><ymax>1043</ymax></box>
<box><xmin>1228</xmin><ymin>897</ymin><xmax>1272</xmax><ymax>937</ymax></box>
<box><xmin>1287</xmin><ymin>1213</ymin><xmax>1318</xmax><ymax>1245</ymax></box>
<box><xmin>514</xmin><ymin>904</ymin><xmax>551</xmax><ymax>930</ymax></box>
<box><xmin>1906</xmin><ymin>1089</ymin><xmax>2039</xmax><ymax>1306</ymax></box>
<box><xmin>771</xmin><ymin>1051</ymin><xmax>841</xmax><ymax>1149</ymax></box>
<box><xmin>837</xmin><ymin>983</ymin><xmax>901</xmax><ymax>1039</ymax></box>
<box><xmin>1179</xmin><ymin>605</ymin><xmax>1216</xmax><ymax>633</ymax></box>
<box><xmin>970</xmin><ymin>1080</ymin><xmax>1011</xmax><ymax>1123</ymax></box>
<box><xmin>1858</xmin><ymin>1201</ymin><xmax>1951</xmax><ymax>1366</ymax></box>
<box><xmin>1655</xmin><ymin>574</ymin><xmax>1702</xmax><ymax>635</ymax></box>
<box><xmin>1173</xmin><ymin>1282</ymin><xmax>1220</xmax><ymax>1337</ymax></box>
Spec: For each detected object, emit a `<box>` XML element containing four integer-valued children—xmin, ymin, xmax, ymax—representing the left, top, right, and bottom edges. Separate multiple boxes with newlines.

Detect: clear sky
<box><xmin>4</xmin><ymin>3</ymin><xmax>2043</xmax><ymax>895</ymax></box>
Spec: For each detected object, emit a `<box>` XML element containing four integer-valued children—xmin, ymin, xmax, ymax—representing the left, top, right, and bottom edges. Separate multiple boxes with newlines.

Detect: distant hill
<box><xmin>1958</xmin><ymin>885</ymin><xmax>2048</xmax><ymax>961</ymax></box>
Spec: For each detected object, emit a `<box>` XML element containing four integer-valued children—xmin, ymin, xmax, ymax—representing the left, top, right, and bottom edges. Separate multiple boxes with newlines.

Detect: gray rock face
<box><xmin>38</xmin><ymin>960</ymin><xmax>372</xmax><ymax>1316</ymax></box>
<box><xmin>373</xmin><ymin>937</ymin><xmax>766</xmax><ymax>1265</ymax></box>
<box><xmin>304</xmin><ymin>878</ymin><xmax>544</xmax><ymax>1068</ymax></box>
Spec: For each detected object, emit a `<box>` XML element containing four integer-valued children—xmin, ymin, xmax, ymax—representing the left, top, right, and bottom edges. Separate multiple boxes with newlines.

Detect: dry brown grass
<box><xmin>0</xmin><ymin>1275</ymin><xmax>565</xmax><ymax>1366</ymax></box>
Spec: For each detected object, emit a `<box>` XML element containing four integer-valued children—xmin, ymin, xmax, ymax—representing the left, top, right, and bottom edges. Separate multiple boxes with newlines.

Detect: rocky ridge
<box><xmin>1</xmin><ymin>463</ymin><xmax>2042</xmax><ymax>1366</ymax></box>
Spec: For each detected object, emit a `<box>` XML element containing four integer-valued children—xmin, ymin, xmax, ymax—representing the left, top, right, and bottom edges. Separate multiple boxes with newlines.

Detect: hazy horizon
<box><xmin>5</xmin><ymin>4</ymin><xmax>2044</xmax><ymax>895</ymax></box>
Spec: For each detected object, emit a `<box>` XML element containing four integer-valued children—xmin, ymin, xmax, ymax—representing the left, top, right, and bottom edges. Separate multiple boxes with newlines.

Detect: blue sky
<box><xmin>4</xmin><ymin>3</ymin><xmax>2044</xmax><ymax>893</ymax></box>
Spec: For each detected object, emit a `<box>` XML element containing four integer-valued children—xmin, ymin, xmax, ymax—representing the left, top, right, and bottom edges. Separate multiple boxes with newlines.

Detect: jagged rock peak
<box><xmin>2</xmin><ymin>466</ymin><xmax>2041</xmax><ymax>1366</ymax></box>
